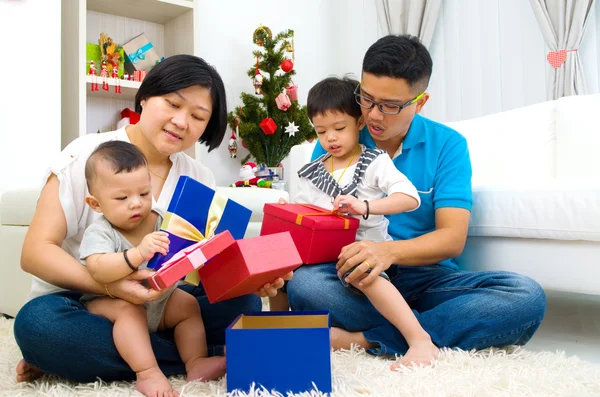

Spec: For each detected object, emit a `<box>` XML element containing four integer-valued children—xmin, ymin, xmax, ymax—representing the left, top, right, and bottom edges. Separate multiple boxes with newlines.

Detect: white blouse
<box><xmin>28</xmin><ymin>126</ymin><xmax>215</xmax><ymax>300</ymax></box>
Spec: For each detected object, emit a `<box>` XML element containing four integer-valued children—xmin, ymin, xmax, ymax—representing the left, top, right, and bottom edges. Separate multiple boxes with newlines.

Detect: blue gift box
<box><xmin>148</xmin><ymin>176</ymin><xmax>251</xmax><ymax>284</ymax></box>
<box><xmin>226</xmin><ymin>311</ymin><xmax>332</xmax><ymax>394</ymax></box>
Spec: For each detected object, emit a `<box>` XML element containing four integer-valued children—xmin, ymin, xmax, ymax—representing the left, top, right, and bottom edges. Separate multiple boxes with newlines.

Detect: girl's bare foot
<box><xmin>391</xmin><ymin>340</ymin><xmax>440</xmax><ymax>370</ymax></box>
<box><xmin>186</xmin><ymin>356</ymin><xmax>226</xmax><ymax>382</ymax></box>
<box><xmin>16</xmin><ymin>359</ymin><xmax>44</xmax><ymax>382</ymax></box>
<box><xmin>136</xmin><ymin>366</ymin><xmax>178</xmax><ymax>397</ymax></box>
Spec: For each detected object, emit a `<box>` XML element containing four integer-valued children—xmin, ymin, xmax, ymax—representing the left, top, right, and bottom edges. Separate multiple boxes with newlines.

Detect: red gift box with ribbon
<box><xmin>260</xmin><ymin>203</ymin><xmax>360</xmax><ymax>264</ymax></box>
<box><xmin>259</xmin><ymin>118</ymin><xmax>277</xmax><ymax>135</ymax></box>
<box><xmin>148</xmin><ymin>231</ymin><xmax>235</xmax><ymax>291</ymax></box>
<box><xmin>198</xmin><ymin>232</ymin><xmax>303</xmax><ymax>303</ymax></box>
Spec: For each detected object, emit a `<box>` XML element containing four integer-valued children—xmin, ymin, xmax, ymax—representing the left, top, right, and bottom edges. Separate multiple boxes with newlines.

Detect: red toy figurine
<box><xmin>111</xmin><ymin>66</ymin><xmax>121</xmax><ymax>94</ymax></box>
<box><xmin>89</xmin><ymin>60</ymin><xmax>98</xmax><ymax>92</ymax></box>
<box><xmin>100</xmin><ymin>61</ymin><xmax>109</xmax><ymax>91</ymax></box>
<box><xmin>231</xmin><ymin>162</ymin><xmax>266</xmax><ymax>187</ymax></box>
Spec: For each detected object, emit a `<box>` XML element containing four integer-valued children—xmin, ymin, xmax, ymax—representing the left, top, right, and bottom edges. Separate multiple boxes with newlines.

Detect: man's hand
<box><xmin>337</xmin><ymin>241</ymin><xmax>395</xmax><ymax>286</ymax></box>
<box><xmin>106</xmin><ymin>269</ymin><xmax>168</xmax><ymax>305</ymax></box>
<box><xmin>137</xmin><ymin>231</ymin><xmax>170</xmax><ymax>260</ymax></box>
<box><xmin>255</xmin><ymin>271</ymin><xmax>293</xmax><ymax>297</ymax></box>
<box><xmin>332</xmin><ymin>195</ymin><xmax>367</xmax><ymax>216</ymax></box>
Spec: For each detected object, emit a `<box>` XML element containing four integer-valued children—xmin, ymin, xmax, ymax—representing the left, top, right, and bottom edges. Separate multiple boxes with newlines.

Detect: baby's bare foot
<box><xmin>186</xmin><ymin>356</ymin><xmax>226</xmax><ymax>382</ymax></box>
<box><xmin>136</xmin><ymin>366</ymin><xmax>178</xmax><ymax>397</ymax></box>
<box><xmin>16</xmin><ymin>359</ymin><xmax>44</xmax><ymax>382</ymax></box>
<box><xmin>391</xmin><ymin>340</ymin><xmax>440</xmax><ymax>371</ymax></box>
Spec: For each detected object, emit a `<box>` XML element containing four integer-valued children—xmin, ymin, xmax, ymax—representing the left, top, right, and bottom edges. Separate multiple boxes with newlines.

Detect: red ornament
<box><xmin>259</xmin><ymin>118</ymin><xmax>277</xmax><ymax>135</ymax></box>
<box><xmin>281</xmin><ymin>59</ymin><xmax>294</xmax><ymax>73</ymax></box>
<box><xmin>286</xmin><ymin>84</ymin><xmax>298</xmax><ymax>101</ymax></box>
<box><xmin>241</xmin><ymin>140</ymin><xmax>247</xmax><ymax>149</ymax></box>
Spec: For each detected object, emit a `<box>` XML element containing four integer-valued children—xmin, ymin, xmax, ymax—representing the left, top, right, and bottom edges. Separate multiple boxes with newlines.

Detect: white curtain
<box><xmin>375</xmin><ymin>0</ymin><xmax>441</xmax><ymax>47</ymax></box>
<box><xmin>529</xmin><ymin>0</ymin><xmax>595</xmax><ymax>99</ymax></box>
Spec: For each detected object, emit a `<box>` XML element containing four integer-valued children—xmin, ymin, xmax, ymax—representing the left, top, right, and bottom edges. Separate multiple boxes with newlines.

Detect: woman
<box><xmin>14</xmin><ymin>55</ymin><xmax>288</xmax><ymax>383</ymax></box>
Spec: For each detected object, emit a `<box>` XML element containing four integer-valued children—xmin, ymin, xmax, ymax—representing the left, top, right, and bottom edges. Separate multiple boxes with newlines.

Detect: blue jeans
<box><xmin>287</xmin><ymin>264</ymin><xmax>546</xmax><ymax>356</ymax></box>
<box><xmin>13</xmin><ymin>284</ymin><xmax>261</xmax><ymax>382</ymax></box>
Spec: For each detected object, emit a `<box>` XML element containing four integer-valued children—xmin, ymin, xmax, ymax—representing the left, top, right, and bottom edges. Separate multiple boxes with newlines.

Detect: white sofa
<box><xmin>288</xmin><ymin>94</ymin><xmax>600</xmax><ymax>296</ymax></box>
<box><xmin>0</xmin><ymin>187</ymin><xmax>288</xmax><ymax>318</ymax></box>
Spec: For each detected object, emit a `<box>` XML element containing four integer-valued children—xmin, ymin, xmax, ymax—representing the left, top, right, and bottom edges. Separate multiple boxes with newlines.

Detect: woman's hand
<box><xmin>336</xmin><ymin>241</ymin><xmax>395</xmax><ymax>287</ymax></box>
<box><xmin>255</xmin><ymin>271</ymin><xmax>293</xmax><ymax>297</ymax></box>
<box><xmin>106</xmin><ymin>269</ymin><xmax>168</xmax><ymax>305</ymax></box>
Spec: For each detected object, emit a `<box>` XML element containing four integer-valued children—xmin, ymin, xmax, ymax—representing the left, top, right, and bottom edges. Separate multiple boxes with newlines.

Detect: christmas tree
<box><xmin>227</xmin><ymin>25</ymin><xmax>316</xmax><ymax>167</ymax></box>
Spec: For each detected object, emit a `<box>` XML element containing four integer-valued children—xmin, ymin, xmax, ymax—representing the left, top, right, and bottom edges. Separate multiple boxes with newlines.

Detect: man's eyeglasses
<box><xmin>354</xmin><ymin>84</ymin><xmax>425</xmax><ymax>115</ymax></box>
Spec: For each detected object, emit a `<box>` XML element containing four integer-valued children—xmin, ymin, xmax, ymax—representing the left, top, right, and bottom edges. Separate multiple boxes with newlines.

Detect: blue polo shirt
<box><xmin>311</xmin><ymin>114</ymin><xmax>472</xmax><ymax>269</ymax></box>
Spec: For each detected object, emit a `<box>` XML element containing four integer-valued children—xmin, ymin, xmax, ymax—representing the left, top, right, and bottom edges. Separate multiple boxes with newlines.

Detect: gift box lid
<box><xmin>263</xmin><ymin>203</ymin><xmax>359</xmax><ymax>231</ymax></box>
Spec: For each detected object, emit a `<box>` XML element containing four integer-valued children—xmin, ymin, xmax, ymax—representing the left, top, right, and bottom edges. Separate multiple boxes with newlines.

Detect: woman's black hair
<box><xmin>135</xmin><ymin>54</ymin><xmax>227</xmax><ymax>152</ymax></box>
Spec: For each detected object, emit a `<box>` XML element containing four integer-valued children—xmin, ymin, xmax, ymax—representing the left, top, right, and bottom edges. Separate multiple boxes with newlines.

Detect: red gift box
<box><xmin>198</xmin><ymin>232</ymin><xmax>302</xmax><ymax>303</ymax></box>
<box><xmin>260</xmin><ymin>203</ymin><xmax>360</xmax><ymax>264</ymax></box>
<box><xmin>259</xmin><ymin>118</ymin><xmax>277</xmax><ymax>135</ymax></box>
<box><xmin>286</xmin><ymin>84</ymin><xmax>298</xmax><ymax>101</ymax></box>
<box><xmin>148</xmin><ymin>231</ymin><xmax>234</xmax><ymax>291</ymax></box>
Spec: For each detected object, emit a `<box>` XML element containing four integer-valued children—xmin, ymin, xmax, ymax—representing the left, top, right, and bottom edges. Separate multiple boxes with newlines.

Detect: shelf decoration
<box><xmin>123</xmin><ymin>33</ymin><xmax>162</xmax><ymax>74</ymax></box>
<box><xmin>88</xmin><ymin>61</ymin><xmax>99</xmax><ymax>92</ymax></box>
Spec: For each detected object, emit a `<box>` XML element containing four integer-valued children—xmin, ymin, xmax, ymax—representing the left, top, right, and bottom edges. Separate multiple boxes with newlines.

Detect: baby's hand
<box><xmin>333</xmin><ymin>195</ymin><xmax>367</xmax><ymax>216</ymax></box>
<box><xmin>137</xmin><ymin>231</ymin><xmax>170</xmax><ymax>260</ymax></box>
<box><xmin>278</xmin><ymin>198</ymin><xmax>288</xmax><ymax>204</ymax></box>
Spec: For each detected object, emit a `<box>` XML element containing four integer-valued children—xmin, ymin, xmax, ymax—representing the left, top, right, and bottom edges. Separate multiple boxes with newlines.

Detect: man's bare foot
<box><xmin>136</xmin><ymin>366</ymin><xmax>178</xmax><ymax>397</ymax></box>
<box><xmin>186</xmin><ymin>356</ymin><xmax>226</xmax><ymax>382</ymax></box>
<box><xmin>330</xmin><ymin>327</ymin><xmax>376</xmax><ymax>351</ymax></box>
<box><xmin>391</xmin><ymin>340</ymin><xmax>440</xmax><ymax>370</ymax></box>
<box><xmin>16</xmin><ymin>359</ymin><xmax>44</xmax><ymax>382</ymax></box>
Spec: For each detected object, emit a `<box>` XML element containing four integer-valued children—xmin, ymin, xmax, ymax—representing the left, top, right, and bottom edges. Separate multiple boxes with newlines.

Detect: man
<box><xmin>286</xmin><ymin>35</ymin><xmax>546</xmax><ymax>368</ymax></box>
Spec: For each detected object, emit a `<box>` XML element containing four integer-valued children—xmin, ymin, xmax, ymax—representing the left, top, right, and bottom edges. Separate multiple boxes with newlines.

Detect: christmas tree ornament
<box><xmin>112</xmin><ymin>66</ymin><xmax>121</xmax><ymax>94</ymax></box>
<box><xmin>286</xmin><ymin>83</ymin><xmax>298</xmax><ymax>101</ymax></box>
<box><xmin>100</xmin><ymin>61</ymin><xmax>109</xmax><ymax>91</ymax></box>
<box><xmin>253</xmin><ymin>24</ymin><xmax>273</xmax><ymax>47</ymax></box>
<box><xmin>260</xmin><ymin>118</ymin><xmax>277</xmax><ymax>135</ymax></box>
<box><xmin>254</xmin><ymin>70</ymin><xmax>263</xmax><ymax>95</ymax></box>
<box><xmin>88</xmin><ymin>60</ymin><xmax>99</xmax><ymax>92</ymax></box>
<box><xmin>281</xmin><ymin>59</ymin><xmax>294</xmax><ymax>73</ymax></box>
<box><xmin>253</xmin><ymin>56</ymin><xmax>263</xmax><ymax>95</ymax></box>
<box><xmin>276</xmin><ymin>91</ymin><xmax>291</xmax><ymax>111</ymax></box>
<box><xmin>285</xmin><ymin>121</ymin><xmax>299</xmax><ymax>137</ymax></box>
<box><xmin>228</xmin><ymin>129</ymin><xmax>238</xmax><ymax>159</ymax></box>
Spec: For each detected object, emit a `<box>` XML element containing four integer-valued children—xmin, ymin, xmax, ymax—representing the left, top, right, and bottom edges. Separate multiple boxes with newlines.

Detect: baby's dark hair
<box><xmin>307</xmin><ymin>76</ymin><xmax>362</xmax><ymax>121</ymax></box>
<box><xmin>85</xmin><ymin>141</ymin><xmax>148</xmax><ymax>193</ymax></box>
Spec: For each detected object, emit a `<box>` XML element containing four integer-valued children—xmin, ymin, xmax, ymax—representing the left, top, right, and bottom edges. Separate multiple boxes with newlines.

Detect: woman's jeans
<box><xmin>13</xmin><ymin>284</ymin><xmax>261</xmax><ymax>382</ymax></box>
<box><xmin>287</xmin><ymin>264</ymin><xmax>546</xmax><ymax>356</ymax></box>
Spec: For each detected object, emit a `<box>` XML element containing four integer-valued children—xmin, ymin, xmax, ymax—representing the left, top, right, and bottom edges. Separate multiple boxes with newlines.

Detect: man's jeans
<box><xmin>13</xmin><ymin>284</ymin><xmax>261</xmax><ymax>382</ymax></box>
<box><xmin>287</xmin><ymin>264</ymin><xmax>546</xmax><ymax>356</ymax></box>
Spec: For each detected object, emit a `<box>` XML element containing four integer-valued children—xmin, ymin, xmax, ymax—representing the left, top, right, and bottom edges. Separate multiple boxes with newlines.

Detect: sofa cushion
<box><xmin>0</xmin><ymin>188</ymin><xmax>39</xmax><ymax>226</ymax></box>
<box><xmin>469</xmin><ymin>180</ymin><xmax>600</xmax><ymax>242</ymax></box>
<box><xmin>556</xmin><ymin>94</ymin><xmax>600</xmax><ymax>181</ymax></box>
<box><xmin>445</xmin><ymin>100</ymin><xmax>556</xmax><ymax>185</ymax></box>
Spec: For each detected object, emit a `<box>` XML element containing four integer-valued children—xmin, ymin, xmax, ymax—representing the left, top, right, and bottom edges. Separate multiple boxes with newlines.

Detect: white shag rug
<box><xmin>1</xmin><ymin>318</ymin><xmax>600</xmax><ymax>397</ymax></box>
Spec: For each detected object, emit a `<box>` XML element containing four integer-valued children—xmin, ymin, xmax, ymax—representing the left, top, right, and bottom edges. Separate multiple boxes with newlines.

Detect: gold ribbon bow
<box><xmin>160</xmin><ymin>192</ymin><xmax>228</xmax><ymax>285</ymax></box>
<box><xmin>294</xmin><ymin>204</ymin><xmax>350</xmax><ymax>230</ymax></box>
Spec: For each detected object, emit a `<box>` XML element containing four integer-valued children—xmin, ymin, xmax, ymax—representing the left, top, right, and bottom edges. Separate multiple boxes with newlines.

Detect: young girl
<box><xmin>272</xmin><ymin>77</ymin><xmax>440</xmax><ymax>368</ymax></box>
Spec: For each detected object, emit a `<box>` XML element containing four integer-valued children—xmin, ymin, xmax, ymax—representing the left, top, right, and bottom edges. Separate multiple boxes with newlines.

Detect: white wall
<box><xmin>0</xmin><ymin>1</ymin><xmax>61</xmax><ymax>196</ymax></box>
<box><xmin>194</xmin><ymin>0</ymin><xmax>378</xmax><ymax>186</ymax></box>
<box><xmin>423</xmin><ymin>0</ymin><xmax>600</xmax><ymax>123</ymax></box>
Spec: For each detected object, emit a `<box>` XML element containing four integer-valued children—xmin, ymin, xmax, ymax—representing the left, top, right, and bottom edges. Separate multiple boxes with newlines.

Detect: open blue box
<box><xmin>226</xmin><ymin>311</ymin><xmax>332</xmax><ymax>394</ymax></box>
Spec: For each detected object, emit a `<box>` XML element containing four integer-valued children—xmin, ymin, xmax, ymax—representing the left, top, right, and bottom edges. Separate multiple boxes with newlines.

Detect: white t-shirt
<box><xmin>27</xmin><ymin>126</ymin><xmax>215</xmax><ymax>300</ymax></box>
<box><xmin>295</xmin><ymin>146</ymin><xmax>420</xmax><ymax>243</ymax></box>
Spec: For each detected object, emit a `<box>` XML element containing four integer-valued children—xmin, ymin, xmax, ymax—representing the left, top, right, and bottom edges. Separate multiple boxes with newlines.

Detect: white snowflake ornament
<box><xmin>285</xmin><ymin>121</ymin><xmax>299</xmax><ymax>136</ymax></box>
